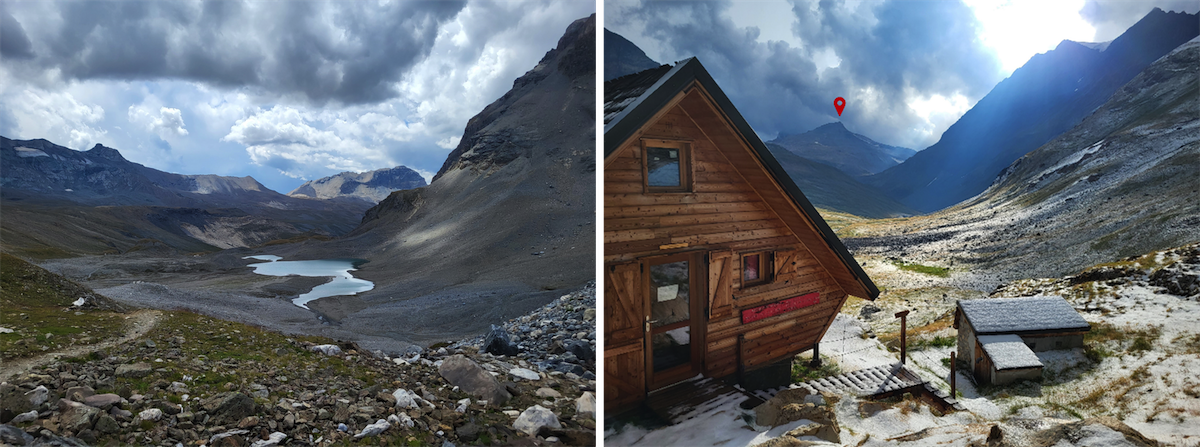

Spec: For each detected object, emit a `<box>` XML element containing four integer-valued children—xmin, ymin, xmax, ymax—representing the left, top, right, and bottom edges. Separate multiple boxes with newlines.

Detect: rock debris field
<box><xmin>0</xmin><ymin>284</ymin><xmax>597</xmax><ymax>446</ymax></box>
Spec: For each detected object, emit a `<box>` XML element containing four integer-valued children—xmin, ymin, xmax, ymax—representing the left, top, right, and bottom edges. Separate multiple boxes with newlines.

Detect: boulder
<box><xmin>64</xmin><ymin>386</ymin><xmax>95</xmax><ymax>402</ymax></box>
<box><xmin>1</xmin><ymin>384</ymin><xmax>35</xmax><ymax>422</ymax></box>
<box><xmin>250</xmin><ymin>432</ymin><xmax>287</xmax><ymax>447</ymax></box>
<box><xmin>137</xmin><ymin>408</ymin><xmax>163</xmax><ymax>422</ymax></box>
<box><xmin>438</xmin><ymin>355</ymin><xmax>511</xmax><ymax>405</ymax></box>
<box><xmin>354</xmin><ymin>419</ymin><xmax>390</xmax><ymax>439</ymax></box>
<box><xmin>115</xmin><ymin>363</ymin><xmax>153</xmax><ymax>378</ymax></box>
<box><xmin>513</xmin><ymin>405</ymin><xmax>561</xmax><ymax>436</ymax></box>
<box><xmin>9</xmin><ymin>410</ymin><xmax>38</xmax><ymax>424</ymax></box>
<box><xmin>565</xmin><ymin>340</ymin><xmax>595</xmax><ymax>364</ymax></box>
<box><xmin>58</xmin><ymin>399</ymin><xmax>101</xmax><ymax>433</ymax></box>
<box><xmin>482</xmin><ymin>325</ymin><xmax>519</xmax><ymax>357</ymax></box>
<box><xmin>535</xmin><ymin>388</ymin><xmax>562</xmax><ymax>398</ymax></box>
<box><xmin>201</xmin><ymin>392</ymin><xmax>255</xmax><ymax>425</ymax></box>
<box><xmin>94</xmin><ymin>415</ymin><xmax>120</xmax><ymax>434</ymax></box>
<box><xmin>392</xmin><ymin>389</ymin><xmax>419</xmax><ymax>409</ymax></box>
<box><xmin>575</xmin><ymin>391</ymin><xmax>596</xmax><ymax>419</ymax></box>
<box><xmin>82</xmin><ymin>394</ymin><xmax>123</xmax><ymax>410</ymax></box>
<box><xmin>0</xmin><ymin>423</ymin><xmax>34</xmax><ymax>445</ymax></box>
<box><xmin>755</xmin><ymin>388</ymin><xmax>838</xmax><ymax>432</ymax></box>
<box><xmin>310</xmin><ymin>344</ymin><xmax>343</xmax><ymax>356</ymax></box>
<box><xmin>509</xmin><ymin>368</ymin><xmax>540</xmax><ymax>381</ymax></box>
<box><xmin>785</xmin><ymin>420</ymin><xmax>840</xmax><ymax>444</ymax></box>
<box><xmin>757</xmin><ymin>436</ymin><xmax>825</xmax><ymax>447</ymax></box>
<box><xmin>26</xmin><ymin>386</ymin><xmax>49</xmax><ymax>407</ymax></box>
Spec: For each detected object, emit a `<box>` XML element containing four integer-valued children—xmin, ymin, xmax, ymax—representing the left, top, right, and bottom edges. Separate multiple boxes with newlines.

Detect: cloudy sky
<box><xmin>0</xmin><ymin>1</ymin><xmax>594</xmax><ymax>193</ymax></box>
<box><xmin>606</xmin><ymin>0</ymin><xmax>1197</xmax><ymax>151</ymax></box>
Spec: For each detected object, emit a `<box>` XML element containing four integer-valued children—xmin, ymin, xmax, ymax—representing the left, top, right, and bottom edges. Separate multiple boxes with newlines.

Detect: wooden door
<box><xmin>645</xmin><ymin>252</ymin><xmax>705</xmax><ymax>391</ymax></box>
<box><xmin>973</xmin><ymin>341</ymin><xmax>987</xmax><ymax>384</ymax></box>
<box><xmin>604</xmin><ymin>262</ymin><xmax>646</xmax><ymax>409</ymax></box>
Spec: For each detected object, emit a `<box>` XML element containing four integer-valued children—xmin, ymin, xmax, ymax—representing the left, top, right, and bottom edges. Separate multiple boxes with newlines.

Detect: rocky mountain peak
<box><xmin>85</xmin><ymin>143</ymin><xmax>126</xmax><ymax>162</ymax></box>
<box><xmin>288</xmin><ymin>166</ymin><xmax>426</xmax><ymax>203</ymax></box>
<box><xmin>433</xmin><ymin>14</ymin><xmax>595</xmax><ymax>182</ymax></box>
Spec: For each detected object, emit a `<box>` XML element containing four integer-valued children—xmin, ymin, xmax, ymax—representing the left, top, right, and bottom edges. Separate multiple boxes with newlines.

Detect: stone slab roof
<box><xmin>959</xmin><ymin>296</ymin><xmax>1090</xmax><ymax>334</ymax></box>
<box><xmin>978</xmin><ymin>334</ymin><xmax>1044</xmax><ymax>370</ymax></box>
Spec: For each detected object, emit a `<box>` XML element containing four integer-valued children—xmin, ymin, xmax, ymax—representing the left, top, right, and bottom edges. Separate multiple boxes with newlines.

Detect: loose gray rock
<box><xmin>482</xmin><ymin>325</ymin><xmax>519</xmax><ymax>357</ymax></box>
<box><xmin>82</xmin><ymin>394</ymin><xmax>123</xmax><ymax>410</ymax></box>
<box><xmin>438</xmin><ymin>355</ymin><xmax>511</xmax><ymax>406</ymax></box>
<box><xmin>58</xmin><ymin>399</ymin><xmax>101</xmax><ymax>433</ymax></box>
<box><xmin>510</xmin><ymin>368</ymin><xmax>540</xmax><ymax>381</ymax></box>
<box><xmin>201</xmin><ymin>392</ymin><xmax>255</xmax><ymax>425</ymax></box>
<box><xmin>115</xmin><ymin>363</ymin><xmax>153</xmax><ymax>378</ymax></box>
<box><xmin>354</xmin><ymin>419</ymin><xmax>390</xmax><ymax>439</ymax></box>
<box><xmin>535</xmin><ymin>388</ymin><xmax>561</xmax><ymax>398</ymax></box>
<box><xmin>513</xmin><ymin>405</ymin><xmax>560</xmax><ymax>436</ymax></box>
<box><xmin>575</xmin><ymin>392</ymin><xmax>595</xmax><ymax>419</ymax></box>
<box><xmin>9</xmin><ymin>410</ymin><xmax>37</xmax><ymax>424</ymax></box>
<box><xmin>250</xmin><ymin>431</ymin><xmax>287</xmax><ymax>447</ymax></box>
<box><xmin>137</xmin><ymin>408</ymin><xmax>163</xmax><ymax>422</ymax></box>
<box><xmin>310</xmin><ymin>344</ymin><xmax>343</xmax><ymax>356</ymax></box>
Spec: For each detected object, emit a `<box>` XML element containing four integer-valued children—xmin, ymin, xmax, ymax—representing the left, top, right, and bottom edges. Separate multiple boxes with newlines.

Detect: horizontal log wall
<box><xmin>605</xmin><ymin>105</ymin><xmax>804</xmax><ymax>264</ymax></box>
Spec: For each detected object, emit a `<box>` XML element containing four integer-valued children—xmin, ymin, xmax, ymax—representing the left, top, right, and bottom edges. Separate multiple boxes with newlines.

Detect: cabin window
<box><xmin>741</xmin><ymin>251</ymin><xmax>772</xmax><ymax>287</ymax></box>
<box><xmin>642</xmin><ymin>139</ymin><xmax>691</xmax><ymax>192</ymax></box>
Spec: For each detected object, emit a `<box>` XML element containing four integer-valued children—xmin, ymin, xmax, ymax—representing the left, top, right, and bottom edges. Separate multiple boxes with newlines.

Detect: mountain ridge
<box><xmin>769</xmin><ymin>121</ymin><xmax>916</xmax><ymax>177</ymax></box>
<box><xmin>865</xmin><ymin>7</ymin><xmax>1199</xmax><ymax>213</ymax></box>
<box><xmin>287</xmin><ymin>166</ymin><xmax>426</xmax><ymax>203</ymax></box>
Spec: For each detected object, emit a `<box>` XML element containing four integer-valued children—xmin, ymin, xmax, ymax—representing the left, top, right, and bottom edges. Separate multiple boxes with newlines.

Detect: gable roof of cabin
<box><xmin>603</xmin><ymin>57</ymin><xmax>880</xmax><ymax>300</ymax></box>
<box><xmin>958</xmin><ymin>296</ymin><xmax>1090</xmax><ymax>335</ymax></box>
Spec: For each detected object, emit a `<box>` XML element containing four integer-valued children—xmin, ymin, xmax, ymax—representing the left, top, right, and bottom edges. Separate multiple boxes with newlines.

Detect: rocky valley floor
<box><xmin>1</xmin><ymin>264</ymin><xmax>597</xmax><ymax>446</ymax></box>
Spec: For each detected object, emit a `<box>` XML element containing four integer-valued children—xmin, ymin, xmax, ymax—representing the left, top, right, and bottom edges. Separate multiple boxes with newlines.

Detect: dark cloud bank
<box><xmin>1</xmin><ymin>1</ymin><xmax>466</xmax><ymax>104</ymax></box>
<box><xmin>609</xmin><ymin>0</ymin><xmax>1005</xmax><ymax>150</ymax></box>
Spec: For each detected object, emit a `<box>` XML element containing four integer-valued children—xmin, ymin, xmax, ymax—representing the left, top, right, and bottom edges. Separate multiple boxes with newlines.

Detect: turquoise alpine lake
<box><xmin>244</xmin><ymin>255</ymin><xmax>374</xmax><ymax>308</ymax></box>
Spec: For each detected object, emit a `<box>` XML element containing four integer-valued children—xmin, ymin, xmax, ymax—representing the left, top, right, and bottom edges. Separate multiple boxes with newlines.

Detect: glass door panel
<box><xmin>649</xmin><ymin>260</ymin><xmax>690</xmax><ymax>372</ymax></box>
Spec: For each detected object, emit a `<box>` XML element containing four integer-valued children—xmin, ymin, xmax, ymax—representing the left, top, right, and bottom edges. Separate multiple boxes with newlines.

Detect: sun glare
<box><xmin>966</xmin><ymin>0</ymin><xmax>1097</xmax><ymax>74</ymax></box>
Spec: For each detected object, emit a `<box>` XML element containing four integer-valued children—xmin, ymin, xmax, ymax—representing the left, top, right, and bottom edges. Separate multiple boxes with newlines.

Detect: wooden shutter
<box><xmin>708</xmin><ymin>250</ymin><xmax>733</xmax><ymax>319</ymax></box>
<box><xmin>605</xmin><ymin>262</ymin><xmax>643</xmax><ymax>343</ymax></box>
<box><xmin>604</xmin><ymin>262</ymin><xmax>647</xmax><ymax>409</ymax></box>
<box><xmin>774</xmin><ymin>248</ymin><xmax>798</xmax><ymax>278</ymax></box>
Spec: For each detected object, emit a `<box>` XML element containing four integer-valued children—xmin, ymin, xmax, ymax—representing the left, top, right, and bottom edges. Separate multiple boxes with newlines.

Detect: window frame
<box><xmin>641</xmin><ymin>138</ymin><xmax>692</xmax><ymax>193</ymax></box>
<box><xmin>740</xmin><ymin>250</ymin><xmax>773</xmax><ymax>288</ymax></box>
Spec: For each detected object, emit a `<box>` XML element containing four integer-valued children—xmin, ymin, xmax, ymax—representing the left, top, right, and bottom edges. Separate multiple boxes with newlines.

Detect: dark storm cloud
<box><xmin>610</xmin><ymin>0</ymin><xmax>1004</xmax><ymax>149</ymax></box>
<box><xmin>1080</xmin><ymin>0</ymin><xmax>1200</xmax><ymax>41</ymax></box>
<box><xmin>0</xmin><ymin>8</ymin><xmax>34</xmax><ymax>58</ymax></box>
<box><xmin>3</xmin><ymin>0</ymin><xmax>466</xmax><ymax>104</ymax></box>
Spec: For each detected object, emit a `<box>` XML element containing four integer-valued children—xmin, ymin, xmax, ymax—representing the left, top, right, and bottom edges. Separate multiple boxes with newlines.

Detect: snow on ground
<box><xmin>603</xmin><ymin>392</ymin><xmax>829</xmax><ymax>447</ymax></box>
<box><xmin>607</xmin><ymin>245</ymin><xmax>1200</xmax><ymax>446</ymax></box>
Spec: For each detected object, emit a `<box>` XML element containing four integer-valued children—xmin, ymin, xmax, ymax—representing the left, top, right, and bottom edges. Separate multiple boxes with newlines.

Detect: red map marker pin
<box><xmin>834</xmin><ymin>97</ymin><xmax>846</xmax><ymax>116</ymax></box>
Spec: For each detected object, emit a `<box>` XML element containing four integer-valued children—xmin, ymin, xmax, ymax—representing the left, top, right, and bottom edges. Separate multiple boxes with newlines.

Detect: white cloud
<box><xmin>3</xmin><ymin>85</ymin><xmax>107</xmax><ymax>150</ymax></box>
<box><xmin>223</xmin><ymin>105</ymin><xmax>393</xmax><ymax>178</ymax></box>
<box><xmin>966</xmin><ymin>0</ymin><xmax>1096</xmax><ymax>74</ymax></box>
<box><xmin>436</xmin><ymin>136</ymin><xmax>461</xmax><ymax>149</ymax></box>
<box><xmin>129</xmin><ymin>104</ymin><xmax>188</xmax><ymax>138</ymax></box>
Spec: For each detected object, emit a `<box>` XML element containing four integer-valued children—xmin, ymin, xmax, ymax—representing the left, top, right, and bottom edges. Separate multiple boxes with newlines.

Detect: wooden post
<box><xmin>895</xmin><ymin>310</ymin><xmax>910</xmax><ymax>364</ymax></box>
<box><xmin>810</xmin><ymin>342</ymin><xmax>821</xmax><ymax>367</ymax></box>
<box><xmin>950</xmin><ymin>351</ymin><xmax>957</xmax><ymax>399</ymax></box>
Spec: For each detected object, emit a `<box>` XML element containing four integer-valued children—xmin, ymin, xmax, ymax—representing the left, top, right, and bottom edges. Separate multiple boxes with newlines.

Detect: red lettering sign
<box><xmin>741</xmin><ymin>292</ymin><xmax>820</xmax><ymax>324</ymax></box>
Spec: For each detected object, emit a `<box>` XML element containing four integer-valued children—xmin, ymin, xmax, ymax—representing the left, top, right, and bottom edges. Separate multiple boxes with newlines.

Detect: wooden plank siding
<box><xmin>604</xmin><ymin>78</ymin><xmax>867</xmax><ymax>409</ymax></box>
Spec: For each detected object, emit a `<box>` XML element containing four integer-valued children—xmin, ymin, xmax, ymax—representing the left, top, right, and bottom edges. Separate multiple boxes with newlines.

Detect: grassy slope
<box><xmin>0</xmin><ymin>253</ymin><xmax>129</xmax><ymax>359</ymax></box>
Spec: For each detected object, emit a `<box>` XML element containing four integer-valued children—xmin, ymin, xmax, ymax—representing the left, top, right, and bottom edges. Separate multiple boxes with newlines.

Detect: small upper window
<box><xmin>742</xmin><ymin>251</ymin><xmax>772</xmax><ymax>287</ymax></box>
<box><xmin>643</xmin><ymin>139</ymin><xmax>690</xmax><ymax>192</ymax></box>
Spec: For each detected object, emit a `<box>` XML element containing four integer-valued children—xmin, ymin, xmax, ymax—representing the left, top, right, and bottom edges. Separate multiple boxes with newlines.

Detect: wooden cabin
<box><xmin>955</xmin><ymin>296</ymin><xmax>1090</xmax><ymax>385</ymax></box>
<box><xmin>603</xmin><ymin>58</ymin><xmax>880</xmax><ymax>410</ymax></box>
